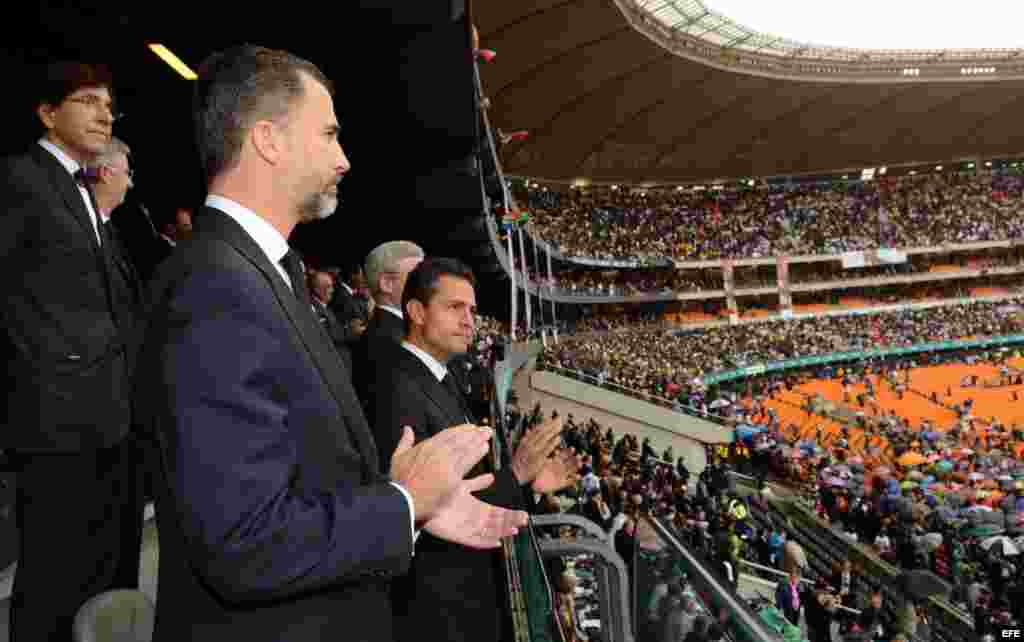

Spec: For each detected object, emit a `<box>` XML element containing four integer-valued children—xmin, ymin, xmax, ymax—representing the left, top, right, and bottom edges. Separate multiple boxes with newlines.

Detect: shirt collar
<box><xmin>401</xmin><ymin>341</ymin><xmax>447</xmax><ymax>382</ymax></box>
<box><xmin>380</xmin><ymin>304</ymin><xmax>403</xmax><ymax>319</ymax></box>
<box><xmin>205</xmin><ymin>194</ymin><xmax>290</xmax><ymax>267</ymax></box>
<box><xmin>38</xmin><ymin>138</ymin><xmax>81</xmax><ymax>176</ymax></box>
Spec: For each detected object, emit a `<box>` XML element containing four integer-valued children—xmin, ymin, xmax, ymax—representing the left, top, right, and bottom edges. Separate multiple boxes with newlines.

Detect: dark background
<box><xmin>0</xmin><ymin>1</ymin><xmax>512</xmax><ymax>314</ymax></box>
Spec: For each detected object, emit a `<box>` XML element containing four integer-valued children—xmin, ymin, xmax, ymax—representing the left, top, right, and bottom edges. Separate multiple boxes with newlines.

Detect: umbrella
<box><xmin>965</xmin><ymin>504</ymin><xmax>995</xmax><ymax>513</ymax></box>
<box><xmin>898</xmin><ymin>452</ymin><xmax>927</xmax><ymax>466</ymax></box>
<box><xmin>926</xmin><ymin>453</ymin><xmax>942</xmax><ymax>463</ymax></box>
<box><xmin>875</xmin><ymin>467</ymin><xmax>892</xmax><ymax>476</ymax></box>
<box><xmin>893</xmin><ymin>569</ymin><xmax>951</xmax><ymax>600</ymax></box>
<box><xmin>969</xmin><ymin>472</ymin><xmax>986</xmax><ymax>482</ymax></box>
<box><xmin>936</xmin><ymin>461</ymin><xmax>954</xmax><ymax>473</ymax></box>
<box><xmin>901</xmin><ymin>480</ymin><xmax>918</xmax><ymax>490</ymax></box>
<box><xmin>908</xmin><ymin>471</ymin><xmax>925</xmax><ymax>481</ymax></box>
<box><xmin>829</xmin><ymin>478</ymin><xmax>848</xmax><ymax>487</ymax></box>
<box><xmin>848</xmin><ymin>456</ymin><xmax>864</xmax><ymax>465</ymax></box>
<box><xmin>981</xmin><ymin>535</ymin><xmax>1021</xmax><ymax>556</ymax></box>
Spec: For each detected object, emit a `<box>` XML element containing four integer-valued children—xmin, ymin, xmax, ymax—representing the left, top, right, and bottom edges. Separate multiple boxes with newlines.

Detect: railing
<box><xmin>771</xmin><ymin>497</ymin><xmax>976</xmax><ymax>642</ymax></box>
<box><xmin>534</xmin><ymin>363</ymin><xmax>735</xmax><ymax>431</ymax></box>
<box><xmin>645</xmin><ymin>516</ymin><xmax>782</xmax><ymax>642</ymax></box>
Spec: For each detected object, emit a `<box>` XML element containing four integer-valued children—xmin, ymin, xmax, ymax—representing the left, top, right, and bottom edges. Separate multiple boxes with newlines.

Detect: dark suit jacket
<box><xmin>0</xmin><ymin>144</ymin><xmax>139</xmax><ymax>451</ymax></box>
<box><xmin>366</xmin><ymin>344</ymin><xmax>524</xmax><ymax>642</ymax></box>
<box><xmin>354</xmin><ymin>307</ymin><xmax>406</xmax><ymax>408</ymax></box>
<box><xmin>328</xmin><ymin>285</ymin><xmax>369</xmax><ymax>327</ymax></box>
<box><xmin>312</xmin><ymin>298</ymin><xmax>354</xmax><ymax>374</ymax></box>
<box><xmin>134</xmin><ymin>207</ymin><xmax>414</xmax><ymax>642</ymax></box>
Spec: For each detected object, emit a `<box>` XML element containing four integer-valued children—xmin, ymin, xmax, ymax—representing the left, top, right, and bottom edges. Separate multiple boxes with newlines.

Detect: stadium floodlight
<box><xmin>879</xmin><ymin>166</ymin><xmax>888</xmax><ymax>175</ymax></box>
<box><xmin>148</xmin><ymin>44</ymin><xmax>197</xmax><ymax>80</ymax></box>
<box><xmin>935</xmin><ymin>165</ymin><xmax>943</xmax><ymax>171</ymax></box>
<box><xmin>909</xmin><ymin>170</ymin><xmax>917</xmax><ymax>175</ymax></box>
<box><xmin>986</xmin><ymin>161</ymin><xmax>993</xmax><ymax>167</ymax></box>
<box><xmin>967</xmin><ymin>162</ymin><xmax>975</xmax><ymax>169</ymax></box>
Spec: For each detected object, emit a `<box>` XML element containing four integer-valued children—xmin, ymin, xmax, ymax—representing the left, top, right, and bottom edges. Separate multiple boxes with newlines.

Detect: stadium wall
<box><xmin>527</xmin><ymin>371</ymin><xmax>733</xmax><ymax>473</ymax></box>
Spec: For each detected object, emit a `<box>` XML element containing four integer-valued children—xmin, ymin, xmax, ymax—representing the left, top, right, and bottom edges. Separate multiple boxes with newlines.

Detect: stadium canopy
<box><xmin>652</xmin><ymin>0</ymin><xmax>1024</xmax><ymax>55</ymax></box>
<box><xmin>476</xmin><ymin>0</ymin><xmax>1024</xmax><ymax>185</ymax></box>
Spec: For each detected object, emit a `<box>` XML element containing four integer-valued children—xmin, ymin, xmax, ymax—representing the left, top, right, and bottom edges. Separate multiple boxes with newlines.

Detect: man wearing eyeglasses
<box><xmin>0</xmin><ymin>62</ymin><xmax>144</xmax><ymax>642</ymax></box>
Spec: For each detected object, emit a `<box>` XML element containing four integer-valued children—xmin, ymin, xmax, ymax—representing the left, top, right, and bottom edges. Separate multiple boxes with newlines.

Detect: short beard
<box><xmin>298</xmin><ymin>189</ymin><xmax>339</xmax><ymax>223</ymax></box>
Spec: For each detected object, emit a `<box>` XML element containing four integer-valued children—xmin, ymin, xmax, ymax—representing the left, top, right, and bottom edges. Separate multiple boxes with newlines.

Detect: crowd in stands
<box><xmin>539</xmin><ymin>297</ymin><xmax>1024</xmax><ymax>412</ymax></box>
<box><xmin>521</xmin><ymin>172</ymin><xmax>1024</xmax><ymax>263</ymax></box>
<box><xmin>510</xmin><ymin>400</ymin><xmax>728</xmax><ymax>642</ymax></box>
<box><xmin>720</xmin><ymin>344</ymin><xmax>1024</xmax><ymax>641</ymax></box>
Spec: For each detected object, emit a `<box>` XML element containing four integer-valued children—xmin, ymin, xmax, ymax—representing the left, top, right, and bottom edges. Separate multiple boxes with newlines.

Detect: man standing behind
<box><xmin>91</xmin><ymin>136</ymin><xmax>144</xmax><ymax>311</ymax></box>
<box><xmin>0</xmin><ymin>62</ymin><xmax>143</xmax><ymax>641</ymax></box>
<box><xmin>354</xmin><ymin>240</ymin><xmax>424</xmax><ymax>406</ymax></box>
<box><xmin>134</xmin><ymin>45</ymin><xmax>527</xmax><ymax>642</ymax></box>
<box><xmin>367</xmin><ymin>258</ymin><xmax>579</xmax><ymax>642</ymax></box>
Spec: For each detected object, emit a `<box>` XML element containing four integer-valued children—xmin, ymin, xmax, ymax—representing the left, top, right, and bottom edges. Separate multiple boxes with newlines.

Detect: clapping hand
<box><xmin>390</xmin><ymin>424</ymin><xmax>492</xmax><ymax>523</ymax></box>
<box><xmin>532</xmin><ymin>447</ymin><xmax>582</xmax><ymax>494</ymax></box>
<box><xmin>423</xmin><ymin>474</ymin><xmax>529</xmax><ymax>549</ymax></box>
<box><xmin>510</xmin><ymin>416</ymin><xmax>564</xmax><ymax>486</ymax></box>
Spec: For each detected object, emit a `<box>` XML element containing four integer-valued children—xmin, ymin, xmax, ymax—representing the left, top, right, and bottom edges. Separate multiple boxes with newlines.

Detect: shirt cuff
<box><xmin>390</xmin><ymin>481</ymin><xmax>421</xmax><ymax>552</ymax></box>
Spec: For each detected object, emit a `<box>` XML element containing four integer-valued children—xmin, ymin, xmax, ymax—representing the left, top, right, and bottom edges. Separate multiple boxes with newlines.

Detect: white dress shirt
<box><xmin>379</xmin><ymin>304</ymin><xmax>403</xmax><ymax>320</ymax></box>
<box><xmin>205</xmin><ymin>194</ymin><xmax>417</xmax><ymax>545</ymax></box>
<box><xmin>401</xmin><ymin>341</ymin><xmax>447</xmax><ymax>383</ymax></box>
<box><xmin>38</xmin><ymin>138</ymin><xmax>102</xmax><ymax>246</ymax></box>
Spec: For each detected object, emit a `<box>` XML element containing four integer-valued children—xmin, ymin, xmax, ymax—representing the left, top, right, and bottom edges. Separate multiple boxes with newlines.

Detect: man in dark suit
<box><xmin>133</xmin><ymin>45</ymin><xmax>528</xmax><ymax>642</ymax></box>
<box><xmin>308</xmin><ymin>267</ymin><xmax>355</xmax><ymax>372</ymax></box>
<box><xmin>0</xmin><ymin>62</ymin><xmax>145</xmax><ymax>642</ymax></box>
<box><xmin>353</xmin><ymin>240</ymin><xmax>424</xmax><ymax>406</ymax></box>
<box><xmin>328</xmin><ymin>263</ymin><xmax>371</xmax><ymax>334</ymax></box>
<box><xmin>366</xmin><ymin>257</ymin><xmax>579</xmax><ymax>642</ymax></box>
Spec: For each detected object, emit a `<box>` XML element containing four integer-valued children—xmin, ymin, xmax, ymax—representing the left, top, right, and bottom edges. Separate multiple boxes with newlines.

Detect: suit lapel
<box><xmin>31</xmin><ymin>145</ymin><xmax>103</xmax><ymax>257</ymax></box>
<box><xmin>198</xmin><ymin>208</ymin><xmax>380</xmax><ymax>479</ymax></box>
<box><xmin>396</xmin><ymin>348</ymin><xmax>466</xmax><ymax>430</ymax></box>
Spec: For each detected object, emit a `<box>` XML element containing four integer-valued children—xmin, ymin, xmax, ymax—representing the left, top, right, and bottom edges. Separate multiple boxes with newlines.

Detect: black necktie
<box><xmin>280</xmin><ymin>249</ymin><xmax>311</xmax><ymax>306</ymax></box>
<box><xmin>442</xmin><ymin>371</ymin><xmax>472</xmax><ymax>423</ymax></box>
<box><xmin>74</xmin><ymin>169</ymin><xmax>106</xmax><ymax>249</ymax></box>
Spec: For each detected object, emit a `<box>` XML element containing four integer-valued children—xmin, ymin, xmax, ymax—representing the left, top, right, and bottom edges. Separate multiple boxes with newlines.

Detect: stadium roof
<box><xmin>648</xmin><ymin>0</ymin><xmax>1024</xmax><ymax>56</ymax></box>
<box><xmin>476</xmin><ymin>0</ymin><xmax>1024</xmax><ymax>184</ymax></box>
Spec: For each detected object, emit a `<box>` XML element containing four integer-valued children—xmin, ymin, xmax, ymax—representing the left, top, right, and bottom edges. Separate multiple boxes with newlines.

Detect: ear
<box><xmin>250</xmin><ymin>120</ymin><xmax>284</xmax><ymax>165</ymax></box>
<box><xmin>37</xmin><ymin>103</ymin><xmax>56</xmax><ymax>130</ymax></box>
<box><xmin>406</xmin><ymin>299</ymin><xmax>426</xmax><ymax>327</ymax></box>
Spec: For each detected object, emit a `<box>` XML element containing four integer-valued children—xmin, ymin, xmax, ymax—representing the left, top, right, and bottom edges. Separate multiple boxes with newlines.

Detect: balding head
<box><xmin>364</xmin><ymin>240</ymin><xmax>424</xmax><ymax>308</ymax></box>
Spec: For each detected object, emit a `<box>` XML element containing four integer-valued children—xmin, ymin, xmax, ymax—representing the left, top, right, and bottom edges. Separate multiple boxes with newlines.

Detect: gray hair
<box><xmin>93</xmin><ymin>136</ymin><xmax>131</xmax><ymax>167</ymax></box>
<box><xmin>364</xmin><ymin>240</ymin><xmax>424</xmax><ymax>298</ymax></box>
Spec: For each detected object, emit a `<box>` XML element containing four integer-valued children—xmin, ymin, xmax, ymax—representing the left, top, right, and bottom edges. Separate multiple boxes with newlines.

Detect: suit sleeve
<box><xmin>156</xmin><ymin>263</ymin><xmax>413</xmax><ymax>605</ymax></box>
<box><xmin>0</xmin><ymin>160</ymin><xmax>34</xmax><ymax>263</ymax></box>
<box><xmin>368</xmin><ymin>356</ymin><xmax>430</xmax><ymax>473</ymax></box>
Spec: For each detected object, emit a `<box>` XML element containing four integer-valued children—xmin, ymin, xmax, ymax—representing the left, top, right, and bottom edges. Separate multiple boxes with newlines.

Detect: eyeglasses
<box><xmin>65</xmin><ymin>95</ymin><xmax>124</xmax><ymax>121</ymax></box>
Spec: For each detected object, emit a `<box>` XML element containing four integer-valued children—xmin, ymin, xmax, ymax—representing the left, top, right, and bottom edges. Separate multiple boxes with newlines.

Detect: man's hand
<box><xmin>423</xmin><ymin>474</ymin><xmax>529</xmax><ymax>549</ymax></box>
<box><xmin>390</xmin><ymin>425</ymin><xmax>492</xmax><ymax>523</ymax></box>
<box><xmin>349</xmin><ymin>319</ymin><xmax>367</xmax><ymax>336</ymax></box>
<box><xmin>510</xmin><ymin>416</ymin><xmax>563</xmax><ymax>485</ymax></box>
<box><xmin>532</xmin><ymin>448</ymin><xmax>582</xmax><ymax>494</ymax></box>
